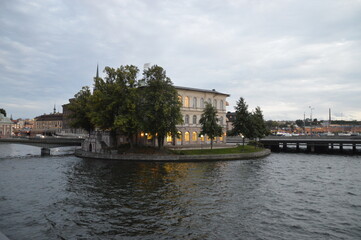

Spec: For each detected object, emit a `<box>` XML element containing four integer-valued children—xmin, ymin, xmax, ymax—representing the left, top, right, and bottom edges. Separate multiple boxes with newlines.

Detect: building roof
<box><xmin>34</xmin><ymin>113</ymin><xmax>63</xmax><ymax>121</ymax></box>
<box><xmin>174</xmin><ymin>86</ymin><xmax>230</xmax><ymax>97</ymax></box>
<box><xmin>0</xmin><ymin>113</ymin><xmax>12</xmax><ymax>124</ymax></box>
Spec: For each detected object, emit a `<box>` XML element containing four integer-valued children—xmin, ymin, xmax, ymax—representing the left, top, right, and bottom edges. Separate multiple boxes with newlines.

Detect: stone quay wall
<box><xmin>75</xmin><ymin>149</ymin><xmax>271</xmax><ymax>162</ymax></box>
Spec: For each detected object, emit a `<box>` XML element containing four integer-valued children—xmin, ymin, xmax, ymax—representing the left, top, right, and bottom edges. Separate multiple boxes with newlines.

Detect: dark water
<box><xmin>0</xmin><ymin>144</ymin><xmax>360</xmax><ymax>240</ymax></box>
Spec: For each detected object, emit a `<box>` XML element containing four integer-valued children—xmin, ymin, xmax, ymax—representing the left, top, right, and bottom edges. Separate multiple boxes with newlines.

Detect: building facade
<box><xmin>34</xmin><ymin>113</ymin><xmax>63</xmax><ymax>134</ymax></box>
<box><xmin>169</xmin><ymin>86</ymin><xmax>229</xmax><ymax>145</ymax></box>
<box><xmin>0</xmin><ymin>113</ymin><xmax>13</xmax><ymax>138</ymax></box>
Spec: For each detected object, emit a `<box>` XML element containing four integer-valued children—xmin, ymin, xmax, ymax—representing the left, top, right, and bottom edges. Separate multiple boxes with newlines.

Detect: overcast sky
<box><xmin>1</xmin><ymin>0</ymin><xmax>360</xmax><ymax>120</ymax></box>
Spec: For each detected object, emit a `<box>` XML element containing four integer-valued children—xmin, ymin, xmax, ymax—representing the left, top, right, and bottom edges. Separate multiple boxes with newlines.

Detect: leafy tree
<box><xmin>67</xmin><ymin>86</ymin><xmax>94</xmax><ymax>133</ymax></box>
<box><xmin>233</xmin><ymin>97</ymin><xmax>250</xmax><ymax>146</ymax></box>
<box><xmin>0</xmin><ymin>108</ymin><xmax>6</xmax><ymax>117</ymax></box>
<box><xmin>295</xmin><ymin>119</ymin><xmax>304</xmax><ymax>128</ymax></box>
<box><xmin>141</xmin><ymin>65</ymin><xmax>183</xmax><ymax>148</ymax></box>
<box><xmin>250</xmin><ymin>106</ymin><xmax>268</xmax><ymax>139</ymax></box>
<box><xmin>199</xmin><ymin>102</ymin><xmax>223</xmax><ymax>149</ymax></box>
<box><xmin>89</xmin><ymin>65</ymin><xmax>141</xmax><ymax>147</ymax></box>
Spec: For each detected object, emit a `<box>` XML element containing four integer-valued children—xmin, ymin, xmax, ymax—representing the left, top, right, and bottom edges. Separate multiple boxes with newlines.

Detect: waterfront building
<box><xmin>82</xmin><ymin>86</ymin><xmax>230</xmax><ymax>152</ymax></box>
<box><xmin>33</xmin><ymin>112</ymin><xmax>63</xmax><ymax>134</ymax></box>
<box><xmin>0</xmin><ymin>113</ymin><xmax>13</xmax><ymax>138</ymax></box>
<box><xmin>169</xmin><ymin>86</ymin><xmax>229</xmax><ymax>146</ymax></box>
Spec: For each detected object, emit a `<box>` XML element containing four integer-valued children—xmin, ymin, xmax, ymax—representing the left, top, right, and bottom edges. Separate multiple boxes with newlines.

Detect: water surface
<box><xmin>0</xmin><ymin>144</ymin><xmax>360</xmax><ymax>239</ymax></box>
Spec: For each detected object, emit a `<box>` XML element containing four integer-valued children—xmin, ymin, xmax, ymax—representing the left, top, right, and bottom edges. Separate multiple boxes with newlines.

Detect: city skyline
<box><xmin>1</xmin><ymin>0</ymin><xmax>360</xmax><ymax>120</ymax></box>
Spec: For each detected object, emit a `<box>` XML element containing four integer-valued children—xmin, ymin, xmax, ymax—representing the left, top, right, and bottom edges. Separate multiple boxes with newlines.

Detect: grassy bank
<box><xmin>172</xmin><ymin>145</ymin><xmax>263</xmax><ymax>155</ymax></box>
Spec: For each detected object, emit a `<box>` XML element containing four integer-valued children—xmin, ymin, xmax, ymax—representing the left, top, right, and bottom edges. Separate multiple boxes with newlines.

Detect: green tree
<box><xmin>233</xmin><ymin>97</ymin><xmax>250</xmax><ymax>146</ymax></box>
<box><xmin>199</xmin><ymin>102</ymin><xmax>223</xmax><ymax>149</ymax></box>
<box><xmin>67</xmin><ymin>86</ymin><xmax>94</xmax><ymax>133</ymax></box>
<box><xmin>250</xmin><ymin>106</ymin><xmax>268</xmax><ymax>140</ymax></box>
<box><xmin>0</xmin><ymin>108</ymin><xmax>6</xmax><ymax>117</ymax></box>
<box><xmin>141</xmin><ymin>65</ymin><xmax>183</xmax><ymax>148</ymax></box>
<box><xmin>89</xmin><ymin>65</ymin><xmax>141</xmax><ymax>147</ymax></box>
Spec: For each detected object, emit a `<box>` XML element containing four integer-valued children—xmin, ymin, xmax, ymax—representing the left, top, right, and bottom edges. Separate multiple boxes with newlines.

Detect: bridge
<box><xmin>260</xmin><ymin>136</ymin><xmax>361</xmax><ymax>154</ymax></box>
<box><xmin>0</xmin><ymin>137</ymin><xmax>83</xmax><ymax>156</ymax></box>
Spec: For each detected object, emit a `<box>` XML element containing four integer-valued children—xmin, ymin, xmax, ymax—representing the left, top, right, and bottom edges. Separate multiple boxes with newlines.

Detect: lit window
<box><xmin>177</xmin><ymin>131</ymin><xmax>182</xmax><ymax>142</ymax></box>
<box><xmin>192</xmin><ymin>132</ymin><xmax>198</xmax><ymax>141</ymax></box>
<box><xmin>193</xmin><ymin>115</ymin><xmax>197</xmax><ymax>124</ymax></box>
<box><xmin>178</xmin><ymin>95</ymin><xmax>182</xmax><ymax>104</ymax></box>
<box><xmin>184</xmin><ymin>96</ymin><xmax>189</xmax><ymax>107</ymax></box>
<box><xmin>166</xmin><ymin>133</ymin><xmax>172</xmax><ymax>142</ymax></box>
<box><xmin>185</xmin><ymin>132</ymin><xmax>190</xmax><ymax>142</ymax></box>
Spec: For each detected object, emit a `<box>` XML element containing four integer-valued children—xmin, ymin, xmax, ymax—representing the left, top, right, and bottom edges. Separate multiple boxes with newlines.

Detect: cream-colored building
<box><xmin>169</xmin><ymin>86</ymin><xmax>230</xmax><ymax>146</ymax></box>
<box><xmin>0</xmin><ymin>113</ymin><xmax>13</xmax><ymax>138</ymax></box>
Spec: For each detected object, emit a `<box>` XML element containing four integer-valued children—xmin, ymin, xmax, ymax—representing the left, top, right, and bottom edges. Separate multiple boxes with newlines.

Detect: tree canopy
<box><xmin>67</xmin><ymin>86</ymin><xmax>94</xmax><ymax>133</ymax></box>
<box><xmin>199</xmin><ymin>102</ymin><xmax>223</xmax><ymax>149</ymax></box>
<box><xmin>0</xmin><ymin>108</ymin><xmax>6</xmax><ymax>117</ymax></box>
<box><xmin>141</xmin><ymin>65</ymin><xmax>183</xmax><ymax>148</ymax></box>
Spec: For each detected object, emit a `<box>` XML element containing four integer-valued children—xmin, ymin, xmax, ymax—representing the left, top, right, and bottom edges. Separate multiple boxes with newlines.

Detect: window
<box><xmin>185</xmin><ymin>132</ymin><xmax>190</xmax><ymax>142</ymax></box>
<box><xmin>220</xmin><ymin>100</ymin><xmax>224</xmax><ymax>110</ymax></box>
<box><xmin>178</xmin><ymin>95</ymin><xmax>182</xmax><ymax>104</ymax></box>
<box><xmin>200</xmin><ymin>98</ymin><xmax>204</xmax><ymax>108</ymax></box>
<box><xmin>185</xmin><ymin>115</ymin><xmax>189</xmax><ymax>124</ymax></box>
<box><xmin>193</xmin><ymin>97</ymin><xmax>197</xmax><ymax>108</ymax></box>
<box><xmin>220</xmin><ymin>116</ymin><xmax>223</xmax><ymax>125</ymax></box>
<box><xmin>177</xmin><ymin>131</ymin><xmax>182</xmax><ymax>143</ymax></box>
<box><xmin>192</xmin><ymin>132</ymin><xmax>198</xmax><ymax>141</ymax></box>
<box><xmin>193</xmin><ymin>115</ymin><xmax>197</xmax><ymax>124</ymax></box>
<box><xmin>184</xmin><ymin>96</ymin><xmax>189</xmax><ymax>107</ymax></box>
<box><xmin>213</xmin><ymin>99</ymin><xmax>217</xmax><ymax>108</ymax></box>
<box><xmin>166</xmin><ymin>132</ymin><xmax>172</xmax><ymax>142</ymax></box>
<box><xmin>208</xmin><ymin>98</ymin><xmax>211</xmax><ymax>104</ymax></box>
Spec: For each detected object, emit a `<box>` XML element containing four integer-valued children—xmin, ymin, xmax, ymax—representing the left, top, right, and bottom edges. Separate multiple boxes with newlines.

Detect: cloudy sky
<box><xmin>1</xmin><ymin>0</ymin><xmax>360</xmax><ymax>120</ymax></box>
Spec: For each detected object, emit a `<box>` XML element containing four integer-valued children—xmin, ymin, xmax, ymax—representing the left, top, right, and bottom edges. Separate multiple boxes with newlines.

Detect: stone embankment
<box><xmin>75</xmin><ymin>149</ymin><xmax>271</xmax><ymax>162</ymax></box>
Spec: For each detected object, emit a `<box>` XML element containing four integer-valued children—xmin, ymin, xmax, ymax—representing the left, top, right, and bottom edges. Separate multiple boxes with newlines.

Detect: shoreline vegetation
<box><xmin>111</xmin><ymin>144</ymin><xmax>262</xmax><ymax>155</ymax></box>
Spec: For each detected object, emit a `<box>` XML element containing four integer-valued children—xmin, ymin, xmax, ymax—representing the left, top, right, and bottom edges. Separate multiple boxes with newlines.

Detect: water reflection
<box><xmin>1</xmin><ymin>145</ymin><xmax>361</xmax><ymax>239</ymax></box>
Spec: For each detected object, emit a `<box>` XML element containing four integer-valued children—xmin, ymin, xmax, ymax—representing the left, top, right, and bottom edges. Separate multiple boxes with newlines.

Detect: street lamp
<box><xmin>309</xmin><ymin>106</ymin><xmax>314</xmax><ymax>136</ymax></box>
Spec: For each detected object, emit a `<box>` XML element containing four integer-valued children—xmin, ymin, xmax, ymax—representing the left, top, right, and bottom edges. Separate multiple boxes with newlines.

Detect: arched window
<box><xmin>178</xmin><ymin>95</ymin><xmax>182</xmax><ymax>104</ymax></box>
<box><xmin>220</xmin><ymin>116</ymin><xmax>223</xmax><ymax>125</ymax></box>
<box><xmin>185</xmin><ymin>132</ymin><xmax>190</xmax><ymax>142</ymax></box>
<box><xmin>184</xmin><ymin>96</ymin><xmax>189</xmax><ymax>107</ymax></box>
<box><xmin>192</xmin><ymin>132</ymin><xmax>198</xmax><ymax>141</ymax></box>
<box><xmin>193</xmin><ymin>115</ymin><xmax>197</xmax><ymax>124</ymax></box>
<box><xmin>193</xmin><ymin>97</ymin><xmax>197</xmax><ymax>108</ymax></box>
<box><xmin>185</xmin><ymin>115</ymin><xmax>189</xmax><ymax>124</ymax></box>
<box><xmin>200</xmin><ymin>98</ymin><xmax>204</xmax><ymax>108</ymax></box>
<box><xmin>220</xmin><ymin>100</ymin><xmax>224</xmax><ymax>110</ymax></box>
<box><xmin>208</xmin><ymin>98</ymin><xmax>211</xmax><ymax>104</ymax></box>
<box><xmin>177</xmin><ymin>131</ymin><xmax>182</xmax><ymax>143</ymax></box>
<box><xmin>213</xmin><ymin>99</ymin><xmax>217</xmax><ymax>108</ymax></box>
<box><xmin>166</xmin><ymin>132</ymin><xmax>172</xmax><ymax>142</ymax></box>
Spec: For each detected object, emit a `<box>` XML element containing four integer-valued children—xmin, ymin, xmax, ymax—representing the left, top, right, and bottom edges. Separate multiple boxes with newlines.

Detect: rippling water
<box><xmin>0</xmin><ymin>143</ymin><xmax>360</xmax><ymax>239</ymax></box>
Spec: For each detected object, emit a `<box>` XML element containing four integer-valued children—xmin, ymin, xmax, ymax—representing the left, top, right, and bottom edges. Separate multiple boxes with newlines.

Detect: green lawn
<box><xmin>172</xmin><ymin>145</ymin><xmax>263</xmax><ymax>155</ymax></box>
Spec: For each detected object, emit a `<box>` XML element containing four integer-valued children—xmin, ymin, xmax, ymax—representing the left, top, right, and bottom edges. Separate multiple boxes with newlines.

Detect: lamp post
<box><xmin>309</xmin><ymin>106</ymin><xmax>314</xmax><ymax>136</ymax></box>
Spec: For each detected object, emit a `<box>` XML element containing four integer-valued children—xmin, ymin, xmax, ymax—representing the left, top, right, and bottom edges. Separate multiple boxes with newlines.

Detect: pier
<box><xmin>260</xmin><ymin>136</ymin><xmax>361</xmax><ymax>154</ymax></box>
<box><xmin>0</xmin><ymin>137</ymin><xmax>83</xmax><ymax>156</ymax></box>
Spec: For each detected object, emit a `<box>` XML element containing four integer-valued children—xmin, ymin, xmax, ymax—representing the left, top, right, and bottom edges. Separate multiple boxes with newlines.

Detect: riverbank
<box><xmin>74</xmin><ymin>148</ymin><xmax>271</xmax><ymax>162</ymax></box>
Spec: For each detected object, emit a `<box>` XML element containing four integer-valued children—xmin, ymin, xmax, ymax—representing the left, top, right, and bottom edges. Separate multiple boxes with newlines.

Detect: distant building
<box><xmin>34</xmin><ymin>113</ymin><xmax>63</xmax><ymax>134</ymax></box>
<box><xmin>0</xmin><ymin>113</ymin><xmax>13</xmax><ymax>138</ymax></box>
<box><xmin>226</xmin><ymin>112</ymin><xmax>236</xmax><ymax>132</ymax></box>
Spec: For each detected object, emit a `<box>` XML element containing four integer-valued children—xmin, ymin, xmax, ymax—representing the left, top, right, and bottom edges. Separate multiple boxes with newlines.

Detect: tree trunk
<box><xmin>211</xmin><ymin>138</ymin><xmax>213</xmax><ymax>149</ymax></box>
<box><xmin>158</xmin><ymin>136</ymin><xmax>164</xmax><ymax>149</ymax></box>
